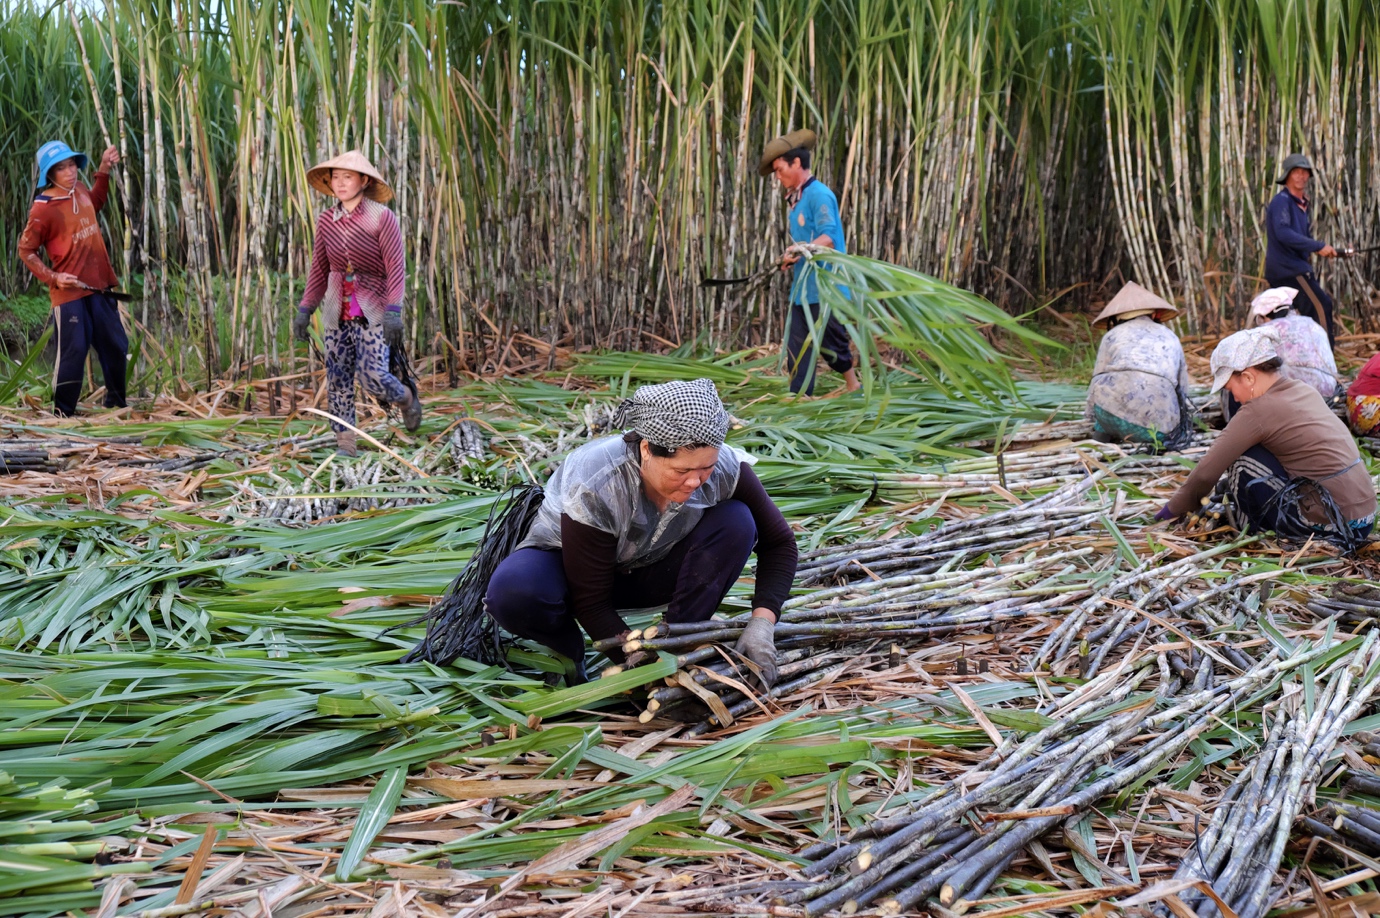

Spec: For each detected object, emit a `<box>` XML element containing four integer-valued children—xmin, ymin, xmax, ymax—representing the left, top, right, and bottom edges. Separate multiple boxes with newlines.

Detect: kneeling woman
<box><xmin>1157</xmin><ymin>327</ymin><xmax>1375</xmax><ymax>548</ymax></box>
<box><xmin>1085</xmin><ymin>282</ymin><xmax>1191</xmax><ymax>449</ymax></box>
<box><xmin>486</xmin><ymin>379</ymin><xmax>797</xmax><ymax>684</ymax></box>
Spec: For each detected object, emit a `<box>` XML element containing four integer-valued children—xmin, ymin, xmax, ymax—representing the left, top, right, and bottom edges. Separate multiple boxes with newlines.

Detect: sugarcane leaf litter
<box><xmin>1</xmin><ymin>348</ymin><xmax>1380</xmax><ymax>916</ymax></box>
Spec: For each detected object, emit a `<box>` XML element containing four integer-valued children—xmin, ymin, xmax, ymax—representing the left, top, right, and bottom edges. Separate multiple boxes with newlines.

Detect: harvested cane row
<box><xmin>1171</xmin><ymin>635</ymin><xmax>1380</xmax><ymax>918</ymax></box>
<box><xmin>768</xmin><ymin>638</ymin><xmax>1370</xmax><ymax>916</ymax></box>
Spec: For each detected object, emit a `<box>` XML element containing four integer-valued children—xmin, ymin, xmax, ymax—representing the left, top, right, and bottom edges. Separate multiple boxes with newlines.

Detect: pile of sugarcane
<box><xmin>803</xmin><ymin>445</ymin><xmax>1214</xmax><ymax>502</ymax></box>
<box><xmin>1170</xmin><ymin>635</ymin><xmax>1380</xmax><ymax>918</ymax></box>
<box><xmin>763</xmin><ymin>639</ymin><xmax>1361</xmax><ymax>916</ymax></box>
<box><xmin>0</xmin><ymin>447</ymin><xmax>57</xmax><ymax>473</ymax></box>
<box><xmin>1306</xmin><ymin>762</ymin><xmax>1380</xmax><ymax>856</ymax></box>
<box><xmin>232</xmin><ymin>421</ymin><xmax>494</xmax><ymax>522</ymax></box>
<box><xmin>600</xmin><ymin>476</ymin><xmax>1126</xmax><ymax>729</ymax></box>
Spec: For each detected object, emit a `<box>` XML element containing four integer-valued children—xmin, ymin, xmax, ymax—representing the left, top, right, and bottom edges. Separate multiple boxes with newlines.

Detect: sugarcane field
<box><xmin>13</xmin><ymin>2</ymin><xmax>1380</xmax><ymax>918</ymax></box>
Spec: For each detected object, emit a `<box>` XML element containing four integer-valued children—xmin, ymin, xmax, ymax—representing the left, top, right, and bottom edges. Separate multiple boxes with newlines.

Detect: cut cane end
<box><xmin>643</xmin><ymin>624</ymin><xmax>659</xmax><ymax>640</ymax></box>
<box><xmin>849</xmin><ymin>848</ymin><xmax>872</xmax><ymax>874</ymax></box>
<box><xmin>939</xmin><ymin>884</ymin><xmax>957</xmax><ymax>906</ymax></box>
<box><xmin>877</xmin><ymin>900</ymin><xmax>901</xmax><ymax>917</ymax></box>
<box><xmin>646</xmin><ymin>698</ymin><xmax>661</xmax><ymax>711</ymax></box>
<box><xmin>841</xmin><ymin>901</ymin><xmax>858</xmax><ymax>916</ymax></box>
<box><xmin>625</xmin><ymin>640</ymin><xmax>643</xmax><ymax>653</ymax></box>
<box><xmin>637</xmin><ymin>709</ymin><xmax>655</xmax><ymax>724</ymax></box>
<box><xmin>627</xmin><ymin>628</ymin><xmax>643</xmax><ymax>641</ymax></box>
<box><xmin>601</xmin><ymin>665</ymin><xmax>623</xmax><ymax>678</ymax></box>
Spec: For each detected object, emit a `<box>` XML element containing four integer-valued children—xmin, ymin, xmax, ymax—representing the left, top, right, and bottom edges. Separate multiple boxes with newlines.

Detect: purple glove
<box><xmin>1154</xmin><ymin>505</ymin><xmax>1175</xmax><ymax>522</ymax></box>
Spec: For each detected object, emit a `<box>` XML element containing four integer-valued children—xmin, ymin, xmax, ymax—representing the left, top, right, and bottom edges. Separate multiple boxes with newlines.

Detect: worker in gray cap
<box><xmin>1264</xmin><ymin>153</ymin><xmax>1340</xmax><ymax>348</ymax></box>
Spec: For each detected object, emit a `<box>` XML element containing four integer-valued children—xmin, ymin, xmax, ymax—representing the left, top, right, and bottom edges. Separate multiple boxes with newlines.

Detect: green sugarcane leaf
<box><xmin>335</xmin><ymin>765</ymin><xmax>407</xmax><ymax>881</ymax></box>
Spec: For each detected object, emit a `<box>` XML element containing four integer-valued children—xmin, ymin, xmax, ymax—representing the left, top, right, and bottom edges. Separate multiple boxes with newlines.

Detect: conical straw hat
<box><xmin>306</xmin><ymin>150</ymin><xmax>393</xmax><ymax>203</ymax></box>
<box><xmin>1092</xmin><ymin>282</ymin><xmax>1178</xmax><ymax>329</ymax></box>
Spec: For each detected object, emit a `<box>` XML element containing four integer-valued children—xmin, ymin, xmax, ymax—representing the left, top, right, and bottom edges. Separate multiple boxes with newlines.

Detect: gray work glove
<box><xmin>734</xmin><ymin>616</ymin><xmax>778</xmax><ymax>689</ymax></box>
<box><xmin>382</xmin><ymin>310</ymin><xmax>405</xmax><ymax>352</ymax></box>
<box><xmin>292</xmin><ymin>310</ymin><xmax>312</xmax><ymax>342</ymax></box>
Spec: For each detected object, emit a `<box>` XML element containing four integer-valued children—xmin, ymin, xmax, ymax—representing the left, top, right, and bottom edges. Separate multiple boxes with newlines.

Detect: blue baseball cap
<box><xmin>35</xmin><ymin>141</ymin><xmax>88</xmax><ymax>189</ymax></box>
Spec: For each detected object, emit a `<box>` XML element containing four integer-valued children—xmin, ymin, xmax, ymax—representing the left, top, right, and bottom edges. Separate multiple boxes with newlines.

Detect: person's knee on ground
<box><xmin>486</xmin><ymin>549</ymin><xmax>586</xmax><ymax>677</ymax></box>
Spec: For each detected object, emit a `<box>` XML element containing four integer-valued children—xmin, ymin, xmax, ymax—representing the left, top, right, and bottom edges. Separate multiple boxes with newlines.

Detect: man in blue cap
<box><xmin>17</xmin><ymin>140</ymin><xmax>126</xmax><ymax>417</ymax></box>
<box><xmin>1264</xmin><ymin>153</ymin><xmax>1340</xmax><ymax>349</ymax></box>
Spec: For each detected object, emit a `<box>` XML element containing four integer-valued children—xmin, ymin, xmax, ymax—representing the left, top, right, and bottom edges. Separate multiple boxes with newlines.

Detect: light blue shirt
<box><xmin>788</xmin><ymin>177</ymin><xmax>847</xmax><ymax>305</ymax></box>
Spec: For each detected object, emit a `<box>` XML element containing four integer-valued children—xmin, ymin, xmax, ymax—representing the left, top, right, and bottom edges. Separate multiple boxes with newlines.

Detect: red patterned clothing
<box><xmin>1348</xmin><ymin>354</ymin><xmax>1380</xmax><ymax>436</ymax></box>
<box><xmin>299</xmin><ymin>198</ymin><xmax>406</xmax><ymax>330</ymax></box>
<box><xmin>17</xmin><ymin>172</ymin><xmax>119</xmax><ymax>306</ymax></box>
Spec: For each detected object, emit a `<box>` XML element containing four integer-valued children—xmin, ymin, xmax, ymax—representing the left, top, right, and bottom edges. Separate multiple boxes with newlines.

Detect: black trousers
<box><xmin>52</xmin><ymin>292</ymin><xmax>128</xmax><ymax>417</ymax></box>
<box><xmin>1271</xmin><ymin>273</ymin><xmax>1335</xmax><ymax>349</ymax></box>
<box><xmin>484</xmin><ymin>500</ymin><xmax>757</xmax><ymax>672</ymax></box>
<box><xmin>785</xmin><ymin>302</ymin><xmax>854</xmax><ymax>395</ymax></box>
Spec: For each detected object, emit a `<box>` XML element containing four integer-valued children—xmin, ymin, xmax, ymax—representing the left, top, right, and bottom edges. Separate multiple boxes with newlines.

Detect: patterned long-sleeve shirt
<box><xmin>1269</xmin><ymin>313</ymin><xmax>1337</xmax><ymax>398</ymax></box>
<box><xmin>299</xmin><ymin>197</ymin><xmax>406</xmax><ymax>330</ymax></box>
<box><xmin>1085</xmin><ymin>317</ymin><xmax>1189</xmax><ymax>433</ymax></box>
<box><xmin>17</xmin><ymin>172</ymin><xmax>119</xmax><ymax>306</ymax></box>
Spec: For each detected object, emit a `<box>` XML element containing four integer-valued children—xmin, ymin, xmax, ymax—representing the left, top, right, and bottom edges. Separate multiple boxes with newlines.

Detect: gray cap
<box><xmin>1276</xmin><ymin>153</ymin><xmax>1314</xmax><ymax>185</ymax></box>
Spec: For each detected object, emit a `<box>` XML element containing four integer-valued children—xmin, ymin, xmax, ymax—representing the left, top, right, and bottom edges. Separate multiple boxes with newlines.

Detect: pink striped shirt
<box><xmin>299</xmin><ymin>198</ymin><xmax>406</xmax><ymax>330</ymax></box>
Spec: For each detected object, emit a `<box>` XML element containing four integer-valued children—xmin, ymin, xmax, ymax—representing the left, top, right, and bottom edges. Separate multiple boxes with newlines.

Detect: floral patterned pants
<box><xmin>323</xmin><ymin>321</ymin><xmax>409</xmax><ymax>431</ymax></box>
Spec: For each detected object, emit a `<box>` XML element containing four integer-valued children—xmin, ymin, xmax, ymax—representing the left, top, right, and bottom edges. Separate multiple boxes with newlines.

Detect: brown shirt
<box><xmin>17</xmin><ymin>172</ymin><xmax>119</xmax><ymax>306</ymax></box>
<box><xmin>1168</xmin><ymin>376</ymin><xmax>1376</xmax><ymax>522</ymax></box>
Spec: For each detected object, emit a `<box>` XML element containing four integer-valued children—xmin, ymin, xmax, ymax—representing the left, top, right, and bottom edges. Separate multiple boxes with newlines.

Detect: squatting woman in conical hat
<box><xmin>484</xmin><ymin>379</ymin><xmax>798</xmax><ymax>687</ymax></box>
<box><xmin>1156</xmin><ymin>327</ymin><xmax>1375</xmax><ymax>550</ymax></box>
<box><xmin>1084</xmin><ymin>282</ymin><xmax>1192</xmax><ymax>450</ymax></box>
<box><xmin>294</xmin><ymin>150</ymin><xmax>422</xmax><ymax>456</ymax></box>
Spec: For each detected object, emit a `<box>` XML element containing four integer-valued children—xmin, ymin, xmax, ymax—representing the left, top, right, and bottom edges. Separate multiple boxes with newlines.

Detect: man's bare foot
<box><xmin>843</xmin><ymin>368</ymin><xmax>861</xmax><ymax>392</ymax></box>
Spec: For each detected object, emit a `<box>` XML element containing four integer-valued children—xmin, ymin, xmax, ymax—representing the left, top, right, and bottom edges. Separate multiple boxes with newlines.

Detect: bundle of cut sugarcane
<box><xmin>772</xmin><ymin>641</ymin><xmax>1348</xmax><ymax>916</ymax></box>
<box><xmin>797</xmin><ymin>473</ymin><xmax>1112</xmax><ymax>586</ymax></box>
<box><xmin>1032</xmin><ymin>537</ymin><xmax>1258</xmax><ymax>672</ymax></box>
<box><xmin>1169</xmin><ymin>634</ymin><xmax>1380</xmax><ymax>918</ymax></box>
<box><xmin>0</xmin><ymin>449</ymin><xmax>57</xmax><ymax>473</ymax></box>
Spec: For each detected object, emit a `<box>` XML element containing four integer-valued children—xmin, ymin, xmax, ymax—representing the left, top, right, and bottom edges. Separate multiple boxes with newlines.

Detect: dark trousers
<box><xmin>1271</xmin><ymin>273</ymin><xmax>1335</xmax><ymax>349</ymax></box>
<box><xmin>1223</xmin><ymin>444</ymin><xmax>1373</xmax><ymax>541</ymax></box>
<box><xmin>485</xmin><ymin>500</ymin><xmax>757</xmax><ymax>665</ymax></box>
<box><xmin>785</xmin><ymin>302</ymin><xmax>854</xmax><ymax>395</ymax></box>
<box><xmin>52</xmin><ymin>292</ymin><xmax>128</xmax><ymax>417</ymax></box>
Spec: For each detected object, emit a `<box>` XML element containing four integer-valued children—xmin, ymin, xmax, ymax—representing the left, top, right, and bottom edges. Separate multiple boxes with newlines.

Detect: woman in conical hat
<box><xmin>293</xmin><ymin>150</ymin><xmax>422</xmax><ymax>456</ymax></box>
<box><xmin>1084</xmin><ymin>282</ymin><xmax>1192</xmax><ymax>450</ymax></box>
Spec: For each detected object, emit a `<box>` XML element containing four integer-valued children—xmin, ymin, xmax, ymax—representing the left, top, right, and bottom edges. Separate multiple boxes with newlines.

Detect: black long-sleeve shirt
<box><xmin>559</xmin><ymin>463</ymin><xmax>797</xmax><ymax>640</ymax></box>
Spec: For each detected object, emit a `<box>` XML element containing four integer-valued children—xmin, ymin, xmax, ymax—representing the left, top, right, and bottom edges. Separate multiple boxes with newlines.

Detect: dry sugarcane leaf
<box><xmin>173</xmin><ymin>824</ymin><xmax>218</xmax><ymax>904</ymax></box>
<box><xmin>1117</xmin><ymin>878</ymin><xmax>1239</xmax><ymax>917</ymax></box>
<box><xmin>454</xmin><ymin>784</ymin><xmax>696</xmax><ymax>917</ymax></box>
<box><xmin>674</xmin><ymin>671</ymin><xmax>734</xmax><ymax>727</ymax></box>
<box><xmin>1275</xmin><ymin>892</ymin><xmax>1380</xmax><ymax>918</ymax></box>
<box><xmin>946</xmin><ymin>681</ymin><xmax>1004</xmax><ymax>748</ymax></box>
<box><xmin>952</xmin><ymin>884</ymin><xmax>1139</xmax><ymax>918</ymax></box>
<box><xmin>409</xmin><ymin>777</ymin><xmax>602</xmax><ymax>799</ymax></box>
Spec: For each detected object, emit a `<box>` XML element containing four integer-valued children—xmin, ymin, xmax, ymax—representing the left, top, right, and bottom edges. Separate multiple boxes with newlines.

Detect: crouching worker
<box><xmin>1156</xmin><ymin>327</ymin><xmax>1375</xmax><ymax>550</ymax></box>
<box><xmin>485</xmin><ymin>378</ymin><xmax>798</xmax><ymax>685</ymax></box>
<box><xmin>295</xmin><ymin>151</ymin><xmax>422</xmax><ymax>456</ymax></box>
<box><xmin>1085</xmin><ymin>282</ymin><xmax>1192</xmax><ymax>450</ymax></box>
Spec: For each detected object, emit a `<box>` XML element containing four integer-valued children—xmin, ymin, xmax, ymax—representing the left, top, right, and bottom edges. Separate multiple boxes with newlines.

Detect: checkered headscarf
<box><xmin>613</xmin><ymin>378</ymin><xmax>731</xmax><ymax>449</ymax></box>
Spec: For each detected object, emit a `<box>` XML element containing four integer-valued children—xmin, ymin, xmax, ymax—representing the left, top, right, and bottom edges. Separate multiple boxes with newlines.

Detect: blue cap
<box><xmin>35</xmin><ymin>141</ymin><xmax>88</xmax><ymax>189</ymax></box>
